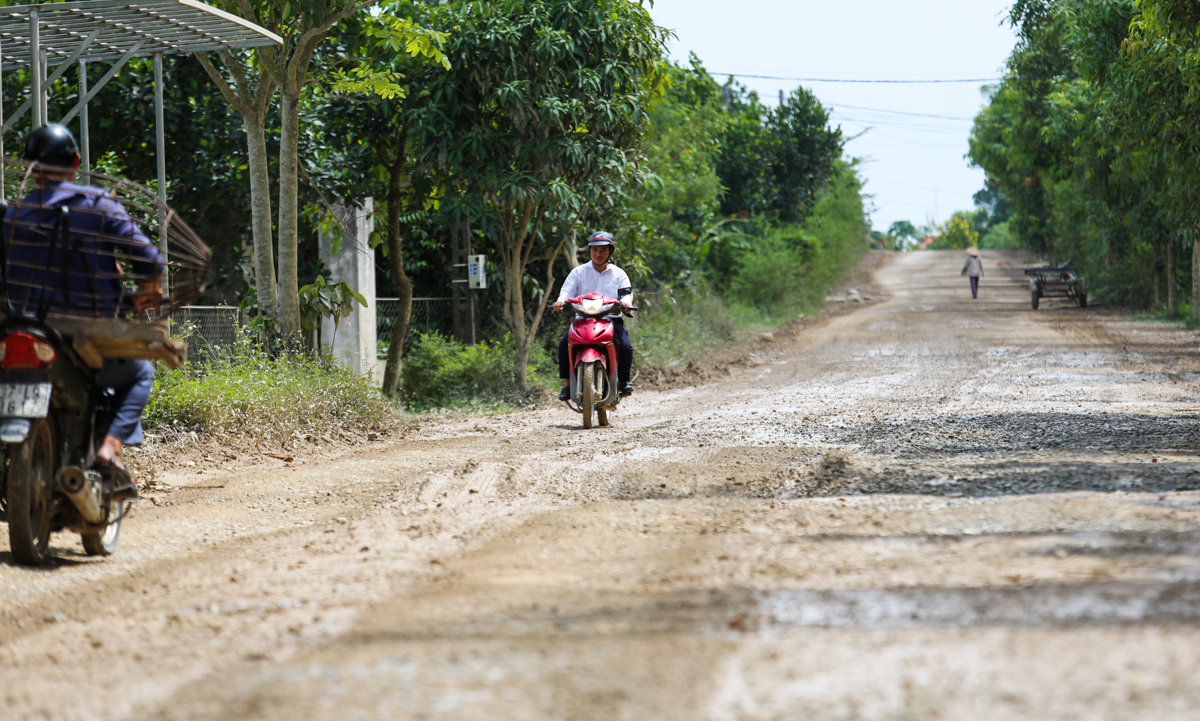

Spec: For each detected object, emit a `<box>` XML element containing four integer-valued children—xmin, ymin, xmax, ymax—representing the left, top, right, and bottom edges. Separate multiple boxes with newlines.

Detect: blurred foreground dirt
<box><xmin>6</xmin><ymin>249</ymin><xmax>1200</xmax><ymax>720</ymax></box>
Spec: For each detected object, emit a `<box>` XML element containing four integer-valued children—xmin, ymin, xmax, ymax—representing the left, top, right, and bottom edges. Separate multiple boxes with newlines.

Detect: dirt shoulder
<box><xmin>639</xmin><ymin>249</ymin><xmax>896</xmax><ymax>391</ymax></box>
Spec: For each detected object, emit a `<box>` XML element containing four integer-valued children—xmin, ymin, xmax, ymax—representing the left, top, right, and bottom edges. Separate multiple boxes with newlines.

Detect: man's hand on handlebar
<box><xmin>553</xmin><ymin>300</ymin><xmax>565</xmax><ymax>312</ymax></box>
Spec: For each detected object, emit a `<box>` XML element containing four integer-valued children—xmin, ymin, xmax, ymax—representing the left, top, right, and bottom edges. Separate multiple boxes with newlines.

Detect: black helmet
<box><xmin>23</xmin><ymin>123</ymin><xmax>78</xmax><ymax>167</ymax></box>
<box><xmin>587</xmin><ymin>230</ymin><xmax>615</xmax><ymax>248</ymax></box>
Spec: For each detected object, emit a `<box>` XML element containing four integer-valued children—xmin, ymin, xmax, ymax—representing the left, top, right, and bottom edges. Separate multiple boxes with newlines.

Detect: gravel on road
<box><xmin>5</xmin><ymin>249</ymin><xmax>1200</xmax><ymax>720</ymax></box>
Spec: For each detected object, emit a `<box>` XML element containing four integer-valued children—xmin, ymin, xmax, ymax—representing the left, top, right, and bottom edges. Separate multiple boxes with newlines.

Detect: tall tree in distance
<box><xmin>716</xmin><ymin>82</ymin><xmax>841</xmax><ymax>221</ymax></box>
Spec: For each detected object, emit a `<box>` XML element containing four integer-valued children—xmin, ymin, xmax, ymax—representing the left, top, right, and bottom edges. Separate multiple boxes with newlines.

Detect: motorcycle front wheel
<box><xmin>582</xmin><ymin>362</ymin><xmax>596</xmax><ymax>429</ymax></box>
<box><xmin>7</xmin><ymin>419</ymin><xmax>56</xmax><ymax>566</ymax></box>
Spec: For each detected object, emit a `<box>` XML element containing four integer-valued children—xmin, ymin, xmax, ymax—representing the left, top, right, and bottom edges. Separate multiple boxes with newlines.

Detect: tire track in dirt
<box><xmin>9</xmin><ymin>249</ymin><xmax>1200</xmax><ymax>720</ymax></box>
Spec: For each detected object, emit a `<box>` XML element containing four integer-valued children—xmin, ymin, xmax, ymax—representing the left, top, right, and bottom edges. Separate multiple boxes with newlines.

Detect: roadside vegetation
<box><xmin>894</xmin><ymin>0</ymin><xmax>1200</xmax><ymax>317</ymax></box>
<box><xmin>18</xmin><ymin>1</ymin><xmax>871</xmax><ymax>422</ymax></box>
<box><xmin>144</xmin><ymin>331</ymin><xmax>391</xmax><ymax>443</ymax></box>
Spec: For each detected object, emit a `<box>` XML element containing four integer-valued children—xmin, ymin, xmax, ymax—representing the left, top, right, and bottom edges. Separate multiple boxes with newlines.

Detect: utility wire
<box><xmin>829</xmin><ymin>103</ymin><xmax>974</xmax><ymax>122</ymax></box>
<box><xmin>715</xmin><ymin>73</ymin><xmax>1001</xmax><ymax>84</ymax></box>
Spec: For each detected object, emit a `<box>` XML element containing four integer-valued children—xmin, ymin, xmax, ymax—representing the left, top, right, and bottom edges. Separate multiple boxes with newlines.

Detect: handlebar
<box><xmin>554</xmin><ymin>301</ymin><xmax>639</xmax><ymax>315</ymax></box>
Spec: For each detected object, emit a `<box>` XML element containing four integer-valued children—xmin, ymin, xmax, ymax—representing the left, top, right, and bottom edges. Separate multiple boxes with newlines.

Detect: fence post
<box><xmin>451</xmin><ymin>218</ymin><xmax>476</xmax><ymax>344</ymax></box>
<box><xmin>319</xmin><ymin>198</ymin><xmax>377</xmax><ymax>377</ymax></box>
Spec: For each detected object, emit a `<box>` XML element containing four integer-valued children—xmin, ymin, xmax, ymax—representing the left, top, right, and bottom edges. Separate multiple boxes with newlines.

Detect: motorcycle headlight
<box><xmin>582</xmin><ymin>299</ymin><xmax>603</xmax><ymax>314</ymax></box>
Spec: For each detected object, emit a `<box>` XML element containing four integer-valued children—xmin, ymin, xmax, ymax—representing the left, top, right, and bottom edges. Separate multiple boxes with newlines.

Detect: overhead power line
<box><xmin>716</xmin><ymin>73</ymin><xmax>1000</xmax><ymax>84</ymax></box>
<box><xmin>829</xmin><ymin>103</ymin><xmax>974</xmax><ymax>122</ymax></box>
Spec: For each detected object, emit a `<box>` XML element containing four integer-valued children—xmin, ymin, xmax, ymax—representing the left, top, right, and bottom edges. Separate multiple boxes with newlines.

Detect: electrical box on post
<box><xmin>468</xmin><ymin>254</ymin><xmax>487</xmax><ymax>289</ymax></box>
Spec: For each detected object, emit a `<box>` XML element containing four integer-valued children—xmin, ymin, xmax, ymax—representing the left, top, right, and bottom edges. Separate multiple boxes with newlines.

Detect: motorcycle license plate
<box><xmin>0</xmin><ymin>383</ymin><xmax>51</xmax><ymax>418</ymax></box>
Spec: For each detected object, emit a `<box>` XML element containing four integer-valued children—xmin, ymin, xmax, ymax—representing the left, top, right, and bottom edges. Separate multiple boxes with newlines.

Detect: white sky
<box><xmin>645</xmin><ymin>0</ymin><xmax>1018</xmax><ymax>233</ymax></box>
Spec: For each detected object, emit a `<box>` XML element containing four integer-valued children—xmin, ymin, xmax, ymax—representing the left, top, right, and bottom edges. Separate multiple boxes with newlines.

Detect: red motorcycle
<box><xmin>559</xmin><ymin>293</ymin><xmax>635</xmax><ymax>429</ymax></box>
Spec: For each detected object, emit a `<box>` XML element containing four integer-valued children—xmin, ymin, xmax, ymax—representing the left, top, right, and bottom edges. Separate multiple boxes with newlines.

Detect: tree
<box><xmin>611</xmin><ymin>56</ymin><xmax>728</xmax><ymax>283</ymax></box>
<box><xmin>297</xmin><ymin>5</ymin><xmax>450</xmax><ymax>394</ymax></box>
<box><xmin>193</xmin><ymin>50</ymin><xmax>279</xmax><ymax>320</ymax></box>
<box><xmin>408</xmin><ymin>0</ymin><xmax>669</xmax><ymax>394</ymax></box>
<box><xmin>716</xmin><ymin>82</ymin><xmax>842</xmax><ymax>221</ymax></box>
<box><xmin>197</xmin><ymin>0</ymin><xmax>442</xmax><ymax>340</ymax></box>
<box><xmin>887</xmin><ymin>220</ymin><xmax>920</xmax><ymax>251</ymax></box>
<box><xmin>928</xmin><ymin>212</ymin><xmax>980</xmax><ymax>251</ymax></box>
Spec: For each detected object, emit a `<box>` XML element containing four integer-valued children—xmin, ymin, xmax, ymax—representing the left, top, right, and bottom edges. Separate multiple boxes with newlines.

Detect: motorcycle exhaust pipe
<box><xmin>58</xmin><ymin>466</ymin><xmax>105</xmax><ymax>525</ymax></box>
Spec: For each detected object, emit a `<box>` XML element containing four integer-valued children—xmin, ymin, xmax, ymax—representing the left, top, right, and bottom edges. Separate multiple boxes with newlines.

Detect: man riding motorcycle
<box><xmin>553</xmin><ymin>231</ymin><xmax>634</xmax><ymax>401</ymax></box>
<box><xmin>6</xmin><ymin>123</ymin><xmax>163</xmax><ymax>497</ymax></box>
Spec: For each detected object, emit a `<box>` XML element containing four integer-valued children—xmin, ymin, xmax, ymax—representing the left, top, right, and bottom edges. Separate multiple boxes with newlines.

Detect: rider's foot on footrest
<box><xmin>619</xmin><ymin>382</ymin><xmax>633</xmax><ymax>397</ymax></box>
<box><xmin>559</xmin><ymin>386</ymin><xmax>571</xmax><ymax>401</ymax></box>
<box><xmin>96</xmin><ymin>461</ymin><xmax>139</xmax><ymax>501</ymax></box>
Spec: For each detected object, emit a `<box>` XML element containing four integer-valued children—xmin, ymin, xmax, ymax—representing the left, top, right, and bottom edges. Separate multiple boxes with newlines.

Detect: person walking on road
<box><xmin>962</xmin><ymin>247</ymin><xmax>984</xmax><ymax>299</ymax></box>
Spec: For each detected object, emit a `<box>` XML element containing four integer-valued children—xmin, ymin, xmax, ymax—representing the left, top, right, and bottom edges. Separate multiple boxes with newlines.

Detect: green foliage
<box><xmin>726</xmin><ymin>162</ymin><xmax>871</xmax><ymax>322</ymax></box>
<box><xmin>925</xmin><ymin>212</ymin><xmax>980</xmax><ymax>251</ymax></box>
<box><xmin>980</xmin><ymin>220</ymin><xmax>1018</xmax><ymax>249</ymax></box>
<box><xmin>145</xmin><ymin>330</ymin><xmax>390</xmax><ymax>443</ymax></box>
<box><xmin>297</xmin><ymin>275</ymin><xmax>368</xmax><ymax>333</ymax></box>
<box><xmin>887</xmin><ymin>220</ymin><xmax>921</xmax><ymax>251</ymax></box>
<box><xmin>716</xmin><ymin>82</ymin><xmax>843</xmax><ymax>222</ymax></box>
<box><xmin>328</xmin><ymin>12</ymin><xmax>452</xmax><ymax>98</ymax></box>
<box><xmin>633</xmin><ymin>284</ymin><xmax>737</xmax><ymax>367</ymax></box>
<box><xmin>616</xmin><ymin>58</ymin><xmax>728</xmax><ymax>281</ymax></box>
<box><xmin>400</xmin><ymin>332</ymin><xmax>557</xmax><ymax>411</ymax></box>
<box><xmin>635</xmin><ymin>159</ymin><xmax>871</xmax><ymax>368</ymax></box>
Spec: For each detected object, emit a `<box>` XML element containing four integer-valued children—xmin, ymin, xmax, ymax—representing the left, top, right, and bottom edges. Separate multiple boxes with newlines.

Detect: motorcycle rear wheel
<box><xmin>7</xmin><ymin>419</ymin><xmax>56</xmax><ymax>566</ymax></box>
<box><xmin>81</xmin><ymin>501</ymin><xmax>124</xmax><ymax>556</ymax></box>
<box><xmin>582</xmin><ymin>362</ymin><xmax>596</xmax><ymax>429</ymax></box>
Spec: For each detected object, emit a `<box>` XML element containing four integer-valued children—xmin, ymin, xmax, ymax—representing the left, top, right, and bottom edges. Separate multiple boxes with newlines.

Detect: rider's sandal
<box><xmin>96</xmin><ymin>460</ymin><xmax>139</xmax><ymax>501</ymax></box>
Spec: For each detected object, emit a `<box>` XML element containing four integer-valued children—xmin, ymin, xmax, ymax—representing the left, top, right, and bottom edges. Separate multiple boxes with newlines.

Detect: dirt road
<box><xmin>6</xmin><ymin>249</ymin><xmax>1200</xmax><ymax>720</ymax></box>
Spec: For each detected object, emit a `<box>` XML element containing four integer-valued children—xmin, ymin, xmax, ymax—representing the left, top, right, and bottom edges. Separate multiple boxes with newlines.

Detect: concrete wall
<box><xmin>318</xmin><ymin>198</ymin><xmax>377</xmax><ymax>378</ymax></box>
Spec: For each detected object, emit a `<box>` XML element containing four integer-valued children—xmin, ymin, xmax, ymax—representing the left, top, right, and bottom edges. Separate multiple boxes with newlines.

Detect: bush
<box><xmin>724</xmin><ymin>162</ymin><xmax>871</xmax><ymax>325</ymax></box>
<box><xmin>145</xmin><ymin>331</ymin><xmax>391</xmax><ymax>443</ymax></box>
<box><xmin>633</xmin><ymin>283</ymin><xmax>737</xmax><ymax>367</ymax></box>
<box><xmin>402</xmin><ymin>331</ymin><xmax>557</xmax><ymax>411</ymax></box>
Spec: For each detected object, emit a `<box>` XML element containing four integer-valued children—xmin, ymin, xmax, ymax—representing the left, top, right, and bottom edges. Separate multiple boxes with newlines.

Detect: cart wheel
<box><xmin>1031</xmin><ymin>291</ymin><xmax>1039</xmax><ymax>310</ymax></box>
<box><xmin>1078</xmin><ymin>292</ymin><xmax>1088</xmax><ymax>308</ymax></box>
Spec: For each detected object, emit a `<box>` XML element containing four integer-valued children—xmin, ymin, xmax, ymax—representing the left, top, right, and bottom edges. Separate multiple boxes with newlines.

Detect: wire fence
<box><xmin>377</xmin><ymin>297</ymin><xmax>452</xmax><ymax>355</ymax></box>
<box><xmin>165</xmin><ymin>297</ymin><xmax>470</xmax><ymax>364</ymax></box>
<box><xmin>171</xmin><ymin>305</ymin><xmax>246</xmax><ymax>361</ymax></box>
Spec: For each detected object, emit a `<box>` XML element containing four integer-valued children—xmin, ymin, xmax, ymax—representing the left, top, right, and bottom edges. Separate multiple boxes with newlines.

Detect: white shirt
<box><xmin>557</xmin><ymin>262</ymin><xmax>633</xmax><ymax>318</ymax></box>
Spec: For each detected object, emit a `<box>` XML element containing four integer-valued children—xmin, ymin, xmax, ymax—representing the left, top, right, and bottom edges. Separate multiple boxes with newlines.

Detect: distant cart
<box><xmin>1025</xmin><ymin>260</ymin><xmax>1087</xmax><ymax>310</ymax></box>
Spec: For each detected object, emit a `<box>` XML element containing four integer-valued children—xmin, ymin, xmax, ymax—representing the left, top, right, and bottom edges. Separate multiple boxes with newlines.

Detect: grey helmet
<box><xmin>587</xmin><ymin>230</ymin><xmax>615</xmax><ymax>248</ymax></box>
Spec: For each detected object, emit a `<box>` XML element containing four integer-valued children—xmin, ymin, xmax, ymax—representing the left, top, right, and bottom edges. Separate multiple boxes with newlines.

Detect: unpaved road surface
<box><xmin>6</xmin><ymin>249</ymin><xmax>1200</xmax><ymax>720</ymax></box>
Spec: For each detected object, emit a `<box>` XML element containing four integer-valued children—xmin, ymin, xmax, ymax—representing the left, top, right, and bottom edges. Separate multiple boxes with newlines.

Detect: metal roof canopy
<box><xmin>0</xmin><ymin>1</ymin><xmax>281</xmax><ymax>257</ymax></box>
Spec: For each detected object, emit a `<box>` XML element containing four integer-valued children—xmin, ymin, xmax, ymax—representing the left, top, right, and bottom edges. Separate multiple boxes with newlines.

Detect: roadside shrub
<box><xmin>145</xmin><ymin>331</ymin><xmax>391</xmax><ymax>443</ymax></box>
<box><xmin>633</xmin><ymin>283</ymin><xmax>737</xmax><ymax>367</ymax></box>
<box><xmin>402</xmin><ymin>331</ymin><xmax>557</xmax><ymax>411</ymax></box>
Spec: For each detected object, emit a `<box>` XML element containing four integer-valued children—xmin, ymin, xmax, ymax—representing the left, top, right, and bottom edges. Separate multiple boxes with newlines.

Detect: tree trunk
<box><xmin>1168</xmin><ymin>239</ymin><xmax>1178</xmax><ymax>314</ymax></box>
<box><xmin>1193</xmin><ymin>234</ymin><xmax>1199</xmax><ymax>322</ymax></box>
<box><xmin>564</xmin><ymin>227</ymin><xmax>579</xmax><ymax>269</ymax></box>
<box><xmin>244</xmin><ymin>111</ymin><xmax>278</xmax><ymax>321</ymax></box>
<box><xmin>276</xmin><ymin>85</ymin><xmax>302</xmax><ymax>341</ymax></box>
<box><xmin>381</xmin><ymin>134</ymin><xmax>411</xmax><ymax>396</ymax></box>
<box><xmin>192</xmin><ymin>51</ymin><xmax>278</xmax><ymax>323</ymax></box>
<box><xmin>507</xmin><ymin>258</ymin><xmax>529</xmax><ymax>393</ymax></box>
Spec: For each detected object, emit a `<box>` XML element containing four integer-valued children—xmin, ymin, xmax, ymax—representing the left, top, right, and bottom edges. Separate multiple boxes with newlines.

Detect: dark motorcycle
<box><xmin>0</xmin><ymin>159</ymin><xmax>210</xmax><ymax>566</ymax></box>
<box><xmin>0</xmin><ymin>318</ymin><xmax>127</xmax><ymax>564</ymax></box>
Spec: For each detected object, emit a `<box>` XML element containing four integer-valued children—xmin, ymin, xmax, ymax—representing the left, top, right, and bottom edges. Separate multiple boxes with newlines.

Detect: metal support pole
<box><xmin>29</xmin><ymin>8</ymin><xmax>41</xmax><ymax>129</ymax></box>
<box><xmin>79</xmin><ymin>61</ymin><xmax>89</xmax><ymax>183</ymax></box>
<box><xmin>154</xmin><ymin>53</ymin><xmax>167</xmax><ymax>262</ymax></box>
<box><xmin>1</xmin><ymin>38</ymin><xmax>5</xmax><ymax>201</ymax></box>
<box><xmin>40</xmin><ymin>49</ymin><xmax>47</xmax><ymax>124</ymax></box>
